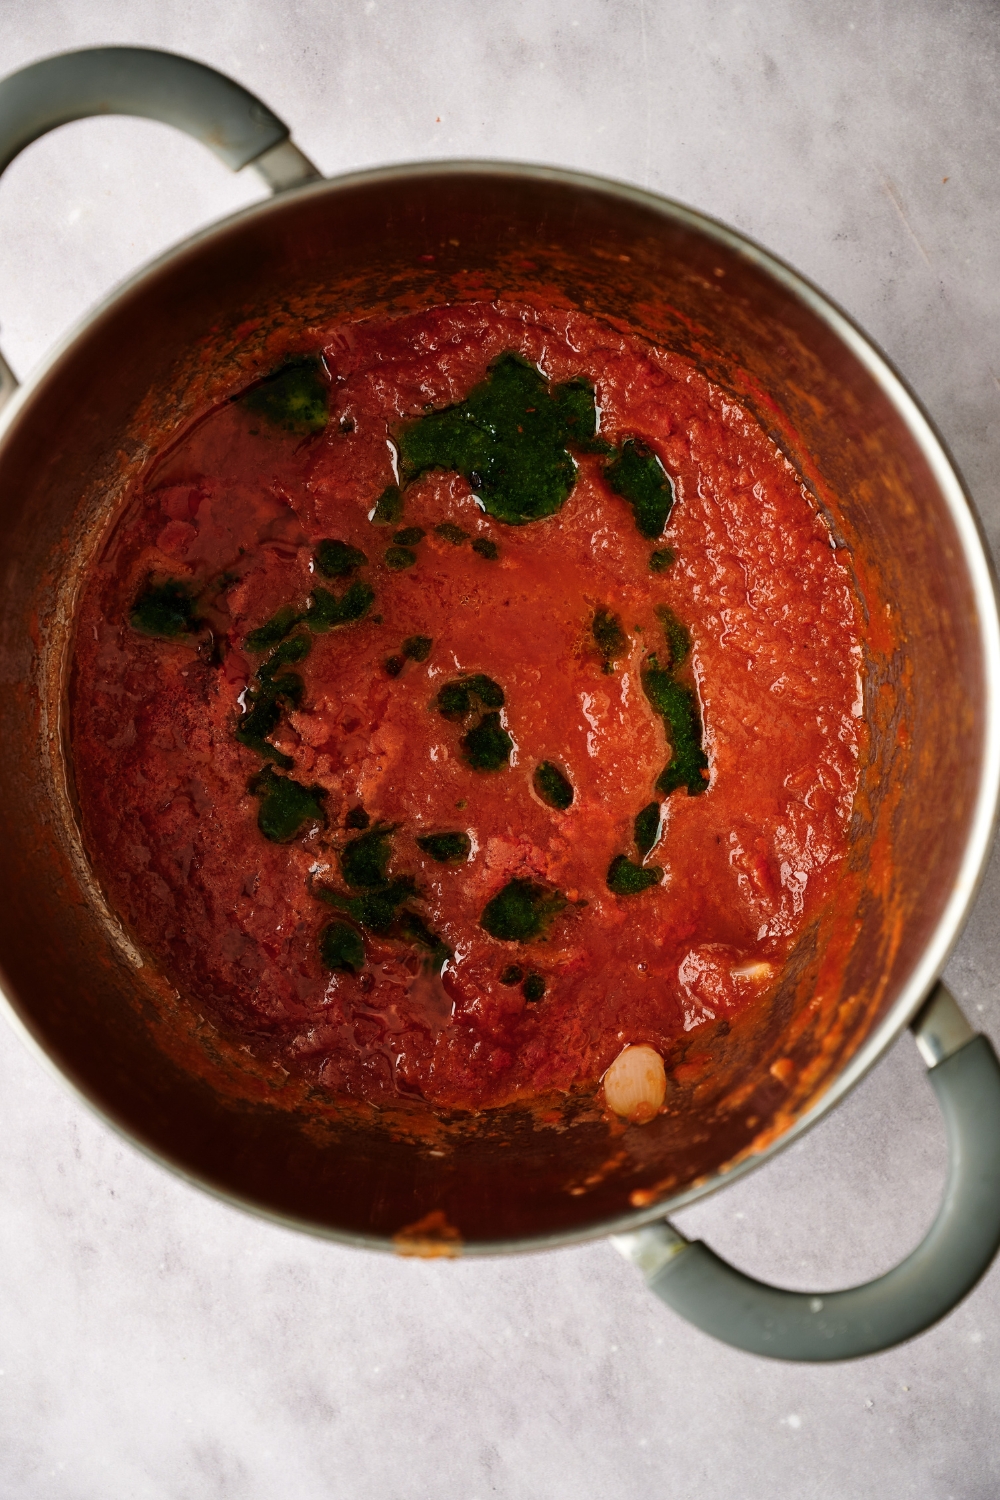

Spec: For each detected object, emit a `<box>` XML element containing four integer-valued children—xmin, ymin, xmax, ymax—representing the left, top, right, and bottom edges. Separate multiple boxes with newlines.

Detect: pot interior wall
<box><xmin>0</xmin><ymin>169</ymin><xmax>985</xmax><ymax>1246</ymax></box>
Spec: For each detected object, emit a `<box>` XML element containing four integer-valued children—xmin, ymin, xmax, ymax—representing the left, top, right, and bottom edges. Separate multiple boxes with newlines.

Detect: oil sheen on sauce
<box><xmin>70</xmin><ymin>301</ymin><xmax>864</xmax><ymax>1112</ymax></box>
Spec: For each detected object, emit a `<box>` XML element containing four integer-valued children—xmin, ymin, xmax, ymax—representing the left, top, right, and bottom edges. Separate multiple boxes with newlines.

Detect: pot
<box><xmin>1</xmin><ymin>46</ymin><xmax>998</xmax><ymax>1362</ymax></box>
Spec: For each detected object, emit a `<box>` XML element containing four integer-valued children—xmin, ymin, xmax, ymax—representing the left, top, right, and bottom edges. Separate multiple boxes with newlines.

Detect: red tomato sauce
<box><xmin>70</xmin><ymin>301</ymin><xmax>863</xmax><ymax>1112</ymax></box>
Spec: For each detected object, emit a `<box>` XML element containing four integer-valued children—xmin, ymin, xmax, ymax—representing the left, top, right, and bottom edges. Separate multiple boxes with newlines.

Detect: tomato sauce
<box><xmin>70</xmin><ymin>301</ymin><xmax>863</xmax><ymax>1113</ymax></box>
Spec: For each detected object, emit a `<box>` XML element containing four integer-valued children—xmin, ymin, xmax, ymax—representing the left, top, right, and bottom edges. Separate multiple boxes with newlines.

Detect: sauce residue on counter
<box><xmin>70</xmin><ymin>300</ymin><xmax>864</xmax><ymax>1114</ymax></box>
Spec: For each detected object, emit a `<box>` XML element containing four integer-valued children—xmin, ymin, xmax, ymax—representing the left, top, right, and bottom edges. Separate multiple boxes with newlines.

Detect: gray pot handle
<box><xmin>614</xmin><ymin>984</ymin><xmax>1000</xmax><ymax>1360</ymax></box>
<box><xmin>0</xmin><ymin>45</ymin><xmax>322</xmax><ymax>408</ymax></box>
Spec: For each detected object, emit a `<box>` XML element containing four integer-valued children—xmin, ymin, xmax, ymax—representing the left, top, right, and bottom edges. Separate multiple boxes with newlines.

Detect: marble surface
<box><xmin>1</xmin><ymin>2</ymin><xmax>999</xmax><ymax>1494</ymax></box>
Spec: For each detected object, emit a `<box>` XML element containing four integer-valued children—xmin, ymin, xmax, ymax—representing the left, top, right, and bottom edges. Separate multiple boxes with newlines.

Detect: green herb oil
<box><xmin>606</xmin><ymin>855</ymin><xmax>663</xmax><ymax>895</ymax></box>
<box><xmin>240</xmin><ymin>356</ymin><xmax>329</xmax><ymax>436</ymax></box>
<box><xmin>417</xmin><ymin>831</ymin><xmax>472</xmax><ymax>863</ymax></box>
<box><xmin>397</xmin><ymin>353</ymin><xmax>600</xmax><ymax>526</ymax></box>
<box><xmin>480</xmin><ymin>879</ymin><xmax>567</xmax><ymax>942</ymax></box>
<box><xmin>605</xmin><ymin>439</ymin><xmax>674</xmax><ymax>538</ymax></box>
<box><xmin>533</xmin><ymin>761</ymin><xmax>574</xmax><ymax>810</ymax></box>
<box><xmin>249</xmin><ymin>765</ymin><xmax>327</xmax><ymax>843</ymax></box>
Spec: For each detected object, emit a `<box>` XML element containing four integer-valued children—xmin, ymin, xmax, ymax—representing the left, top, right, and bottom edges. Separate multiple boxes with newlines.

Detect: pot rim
<box><xmin>1</xmin><ymin>158</ymin><xmax>998</xmax><ymax>1255</ymax></box>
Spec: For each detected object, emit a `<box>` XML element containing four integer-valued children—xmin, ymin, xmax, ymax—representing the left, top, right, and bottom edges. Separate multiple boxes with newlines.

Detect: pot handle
<box><xmin>0</xmin><ymin>45</ymin><xmax>322</xmax><ymax>407</ymax></box>
<box><xmin>613</xmin><ymin>983</ymin><xmax>1000</xmax><ymax>1361</ymax></box>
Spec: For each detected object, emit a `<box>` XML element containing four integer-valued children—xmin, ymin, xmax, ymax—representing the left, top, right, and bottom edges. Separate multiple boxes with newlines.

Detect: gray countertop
<box><xmin>1</xmin><ymin>2</ymin><xmax>998</xmax><ymax>1495</ymax></box>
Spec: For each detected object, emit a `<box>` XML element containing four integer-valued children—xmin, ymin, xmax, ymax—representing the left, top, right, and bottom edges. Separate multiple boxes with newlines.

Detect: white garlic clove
<box><xmin>603</xmin><ymin>1043</ymin><xmax>666</xmax><ymax>1123</ymax></box>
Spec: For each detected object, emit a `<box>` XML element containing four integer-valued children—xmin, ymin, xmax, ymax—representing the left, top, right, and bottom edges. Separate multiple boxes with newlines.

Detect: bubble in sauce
<box><xmin>603</xmin><ymin>1043</ymin><xmax>666</xmax><ymax>1123</ymax></box>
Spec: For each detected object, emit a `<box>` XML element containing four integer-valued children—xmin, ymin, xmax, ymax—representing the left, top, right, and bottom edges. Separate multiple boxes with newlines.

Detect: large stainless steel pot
<box><xmin>1</xmin><ymin>47</ymin><xmax>999</xmax><ymax>1362</ymax></box>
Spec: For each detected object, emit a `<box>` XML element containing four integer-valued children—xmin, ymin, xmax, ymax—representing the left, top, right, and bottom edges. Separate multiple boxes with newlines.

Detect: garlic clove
<box><xmin>603</xmin><ymin>1043</ymin><xmax>666</xmax><ymax>1123</ymax></box>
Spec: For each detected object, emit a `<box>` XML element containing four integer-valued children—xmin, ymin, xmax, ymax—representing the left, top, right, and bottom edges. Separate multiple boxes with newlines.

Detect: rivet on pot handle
<box><xmin>613</xmin><ymin>983</ymin><xmax>1000</xmax><ymax>1361</ymax></box>
<box><xmin>0</xmin><ymin>46</ymin><xmax>323</xmax><ymax>410</ymax></box>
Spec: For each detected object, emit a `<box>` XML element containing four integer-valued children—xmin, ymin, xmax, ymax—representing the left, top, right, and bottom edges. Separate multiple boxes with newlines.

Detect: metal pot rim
<box><xmin>2</xmin><ymin>158</ymin><xmax>998</xmax><ymax>1254</ymax></box>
